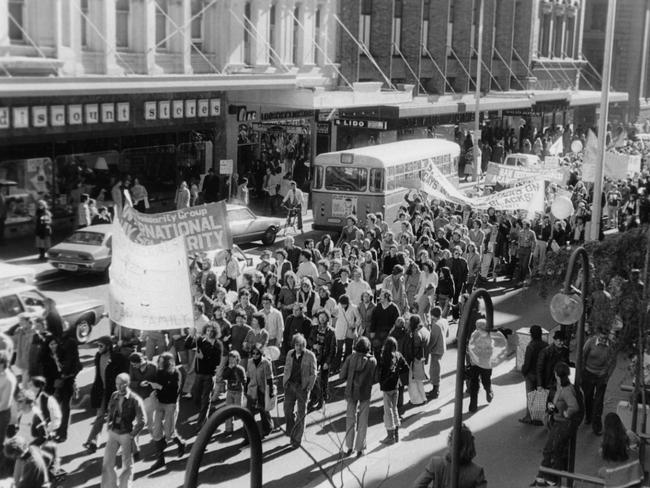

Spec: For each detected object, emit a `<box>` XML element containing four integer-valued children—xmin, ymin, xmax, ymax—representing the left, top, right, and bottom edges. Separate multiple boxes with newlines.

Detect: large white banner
<box><xmin>108</xmin><ymin>218</ymin><xmax>194</xmax><ymax>330</ymax></box>
<box><xmin>484</xmin><ymin>162</ymin><xmax>567</xmax><ymax>186</ymax></box>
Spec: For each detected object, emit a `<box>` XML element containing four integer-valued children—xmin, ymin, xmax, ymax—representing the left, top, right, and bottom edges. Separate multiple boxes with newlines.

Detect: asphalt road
<box><xmin>6</xmin><ymin>221</ymin><xmax>620</xmax><ymax>488</ymax></box>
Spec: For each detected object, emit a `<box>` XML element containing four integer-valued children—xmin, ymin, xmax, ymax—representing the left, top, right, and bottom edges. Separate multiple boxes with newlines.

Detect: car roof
<box><xmin>0</xmin><ymin>282</ymin><xmax>36</xmax><ymax>296</ymax></box>
<box><xmin>226</xmin><ymin>204</ymin><xmax>253</xmax><ymax>212</ymax></box>
<box><xmin>73</xmin><ymin>224</ymin><xmax>113</xmax><ymax>234</ymax></box>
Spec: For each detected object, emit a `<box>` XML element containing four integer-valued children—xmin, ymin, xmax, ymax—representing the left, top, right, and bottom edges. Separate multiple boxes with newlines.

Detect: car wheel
<box><xmin>261</xmin><ymin>228</ymin><xmax>277</xmax><ymax>246</ymax></box>
<box><xmin>75</xmin><ymin>316</ymin><xmax>94</xmax><ymax>343</ymax></box>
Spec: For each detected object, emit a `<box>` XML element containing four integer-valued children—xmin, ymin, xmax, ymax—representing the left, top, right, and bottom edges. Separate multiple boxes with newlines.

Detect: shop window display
<box><xmin>0</xmin><ymin>158</ymin><xmax>53</xmax><ymax>224</ymax></box>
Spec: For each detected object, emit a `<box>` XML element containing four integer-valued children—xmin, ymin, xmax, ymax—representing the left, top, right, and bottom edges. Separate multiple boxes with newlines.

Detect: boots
<box><xmin>173</xmin><ymin>436</ymin><xmax>186</xmax><ymax>458</ymax></box>
<box><xmin>394</xmin><ymin>427</ymin><xmax>399</xmax><ymax>443</ymax></box>
<box><xmin>429</xmin><ymin>385</ymin><xmax>439</xmax><ymax>400</ymax></box>
<box><xmin>380</xmin><ymin>430</ymin><xmax>395</xmax><ymax>445</ymax></box>
<box><xmin>150</xmin><ymin>439</ymin><xmax>166</xmax><ymax>471</ymax></box>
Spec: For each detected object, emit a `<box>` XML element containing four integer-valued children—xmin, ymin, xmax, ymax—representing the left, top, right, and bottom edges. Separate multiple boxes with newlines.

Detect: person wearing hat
<box><xmin>519</xmin><ymin>325</ymin><xmax>548</xmax><ymax>425</ymax></box>
<box><xmin>83</xmin><ymin>337</ymin><xmax>129</xmax><ymax>454</ymax></box>
<box><xmin>536</xmin><ymin>330</ymin><xmax>569</xmax><ymax>400</ymax></box>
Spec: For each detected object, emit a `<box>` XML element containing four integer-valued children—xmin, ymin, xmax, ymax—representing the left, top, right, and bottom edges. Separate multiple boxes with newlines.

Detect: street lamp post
<box><xmin>549</xmin><ymin>247</ymin><xmax>590</xmax><ymax>473</ymax></box>
<box><xmin>451</xmin><ymin>288</ymin><xmax>494</xmax><ymax>488</ymax></box>
<box><xmin>184</xmin><ymin>405</ymin><xmax>263</xmax><ymax>488</ymax></box>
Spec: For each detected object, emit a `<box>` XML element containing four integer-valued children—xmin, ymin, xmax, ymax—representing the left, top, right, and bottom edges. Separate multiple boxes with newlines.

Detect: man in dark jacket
<box><xmin>536</xmin><ymin>330</ymin><xmax>569</xmax><ymax>397</ymax></box>
<box><xmin>101</xmin><ymin>373</ymin><xmax>146</xmax><ymax>488</ymax></box>
<box><xmin>449</xmin><ymin>246</ymin><xmax>468</xmax><ymax>303</ymax></box>
<box><xmin>519</xmin><ymin>325</ymin><xmax>548</xmax><ymax>425</ymax></box>
<box><xmin>83</xmin><ymin>336</ymin><xmax>129</xmax><ymax>453</ymax></box>
<box><xmin>185</xmin><ymin>324</ymin><xmax>222</xmax><ymax>427</ymax></box>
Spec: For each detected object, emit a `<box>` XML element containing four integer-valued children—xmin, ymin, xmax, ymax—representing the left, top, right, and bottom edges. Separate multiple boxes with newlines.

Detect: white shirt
<box><xmin>346</xmin><ymin>279</ymin><xmax>371</xmax><ymax>306</ymax></box>
<box><xmin>334</xmin><ymin>303</ymin><xmax>361</xmax><ymax>341</ymax></box>
<box><xmin>38</xmin><ymin>393</ymin><xmax>62</xmax><ymax>433</ymax></box>
<box><xmin>283</xmin><ymin>187</ymin><xmax>304</xmax><ymax>206</ymax></box>
<box><xmin>262</xmin><ymin>306</ymin><xmax>284</xmax><ymax>344</ymax></box>
<box><xmin>296</xmin><ymin>261</ymin><xmax>319</xmax><ymax>282</ymax></box>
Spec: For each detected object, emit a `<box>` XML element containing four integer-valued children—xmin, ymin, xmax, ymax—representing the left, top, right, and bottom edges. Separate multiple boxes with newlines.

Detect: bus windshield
<box><xmin>324</xmin><ymin>166</ymin><xmax>368</xmax><ymax>192</ymax></box>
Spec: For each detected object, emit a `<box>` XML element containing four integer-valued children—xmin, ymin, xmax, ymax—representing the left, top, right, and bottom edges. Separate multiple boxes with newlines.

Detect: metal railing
<box><xmin>538</xmin><ymin>467</ymin><xmax>604</xmax><ymax>487</ymax></box>
<box><xmin>184</xmin><ymin>405</ymin><xmax>263</xmax><ymax>488</ymax></box>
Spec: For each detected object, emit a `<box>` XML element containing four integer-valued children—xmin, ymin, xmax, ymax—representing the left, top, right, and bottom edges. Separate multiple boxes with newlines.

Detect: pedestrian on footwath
<box><xmin>532</xmin><ymin>362</ymin><xmax>582</xmax><ymax>487</ymax></box>
<box><xmin>282</xmin><ymin>334</ymin><xmax>316</xmax><ymax>449</ymax></box>
<box><xmin>83</xmin><ymin>337</ymin><xmax>129</xmax><ymax>454</ymax></box>
<box><xmin>413</xmin><ymin>424</ymin><xmax>487</xmax><ymax>488</ymax></box>
<box><xmin>406</xmin><ymin>315</ymin><xmax>430</xmax><ymax>406</ymax></box>
<box><xmin>308</xmin><ymin>310</ymin><xmax>336</xmax><ymax>411</ymax></box>
<box><xmin>378</xmin><ymin>336</ymin><xmax>408</xmax><ymax>445</ymax></box>
<box><xmin>340</xmin><ymin>336</ymin><xmax>376</xmax><ymax>458</ymax></box>
<box><xmin>245</xmin><ymin>346</ymin><xmax>275</xmax><ymax>439</ymax></box>
<box><xmin>428</xmin><ymin>307</ymin><xmax>447</xmax><ymax>400</ymax></box>
<box><xmin>34</xmin><ymin>200</ymin><xmax>52</xmax><ymax>260</ymax></box>
<box><xmin>519</xmin><ymin>325</ymin><xmax>548</xmax><ymax>426</ymax></box>
<box><xmin>148</xmin><ymin>352</ymin><xmax>187</xmax><ymax>471</ymax></box>
<box><xmin>582</xmin><ymin>327</ymin><xmax>614</xmax><ymax>436</ymax></box>
<box><xmin>467</xmin><ymin>319</ymin><xmax>494</xmax><ymax>414</ymax></box>
<box><xmin>100</xmin><ymin>373</ymin><xmax>145</xmax><ymax>488</ymax></box>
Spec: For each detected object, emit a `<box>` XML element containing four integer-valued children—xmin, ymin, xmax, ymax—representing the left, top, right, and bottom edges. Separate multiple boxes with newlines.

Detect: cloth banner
<box><xmin>473</xmin><ymin>179</ymin><xmax>545</xmax><ymax>213</ymax></box>
<box><xmin>604</xmin><ymin>151</ymin><xmax>640</xmax><ymax>179</ymax></box>
<box><xmin>119</xmin><ymin>201</ymin><xmax>232</xmax><ymax>254</ymax></box>
<box><xmin>108</xmin><ymin>218</ymin><xmax>194</xmax><ymax>330</ymax></box>
<box><xmin>543</xmin><ymin>156</ymin><xmax>560</xmax><ymax>168</ymax></box>
<box><xmin>484</xmin><ymin>162</ymin><xmax>567</xmax><ymax>186</ymax></box>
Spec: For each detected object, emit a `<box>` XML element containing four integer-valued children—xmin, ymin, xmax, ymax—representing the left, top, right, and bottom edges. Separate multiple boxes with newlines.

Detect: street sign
<box><xmin>219</xmin><ymin>159</ymin><xmax>233</xmax><ymax>175</ymax></box>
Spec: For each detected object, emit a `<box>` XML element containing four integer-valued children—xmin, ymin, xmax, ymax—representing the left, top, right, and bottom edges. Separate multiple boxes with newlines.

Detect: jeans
<box><xmin>181</xmin><ymin>350</ymin><xmax>196</xmax><ymax>395</ymax></box>
<box><xmin>192</xmin><ymin>373</ymin><xmax>215</xmax><ymax>425</ymax></box>
<box><xmin>101</xmin><ymin>430</ymin><xmax>134</xmax><ymax>488</ymax></box>
<box><xmin>480</xmin><ymin>252</ymin><xmax>496</xmax><ymax>278</ymax></box>
<box><xmin>225</xmin><ymin>390</ymin><xmax>243</xmax><ymax>432</ymax></box>
<box><xmin>87</xmin><ymin>405</ymin><xmax>107</xmax><ymax>444</ymax></box>
<box><xmin>345</xmin><ymin>399</ymin><xmax>370</xmax><ymax>452</ymax></box>
<box><xmin>532</xmin><ymin>240</ymin><xmax>547</xmax><ymax>275</ymax></box>
<box><xmin>429</xmin><ymin>356</ymin><xmax>441</xmax><ymax>387</ymax></box>
<box><xmin>382</xmin><ymin>391</ymin><xmax>399</xmax><ymax>430</ymax></box>
<box><xmin>583</xmin><ymin>369</ymin><xmax>607</xmax><ymax>430</ymax></box>
<box><xmin>152</xmin><ymin>402</ymin><xmax>179</xmax><ymax>442</ymax></box>
<box><xmin>310</xmin><ymin>366</ymin><xmax>330</xmax><ymax>405</ymax></box>
<box><xmin>515</xmin><ymin>248</ymin><xmax>532</xmax><ymax>282</ymax></box>
<box><xmin>247</xmin><ymin>390</ymin><xmax>273</xmax><ymax>436</ymax></box>
<box><xmin>55</xmin><ymin>377</ymin><xmax>75</xmax><ymax>439</ymax></box>
<box><xmin>540</xmin><ymin>420</ymin><xmax>573</xmax><ymax>483</ymax></box>
<box><xmin>284</xmin><ymin>382</ymin><xmax>308</xmax><ymax>445</ymax></box>
<box><xmin>468</xmin><ymin>365</ymin><xmax>492</xmax><ymax>410</ymax></box>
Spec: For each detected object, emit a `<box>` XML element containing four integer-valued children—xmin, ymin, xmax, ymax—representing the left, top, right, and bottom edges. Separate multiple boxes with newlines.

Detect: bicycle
<box><xmin>281</xmin><ymin>203</ymin><xmax>301</xmax><ymax>236</ymax></box>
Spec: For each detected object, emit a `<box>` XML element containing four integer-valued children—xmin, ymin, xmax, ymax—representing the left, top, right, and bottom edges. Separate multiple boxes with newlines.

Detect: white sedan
<box><xmin>47</xmin><ymin>224</ymin><xmax>112</xmax><ymax>274</ymax></box>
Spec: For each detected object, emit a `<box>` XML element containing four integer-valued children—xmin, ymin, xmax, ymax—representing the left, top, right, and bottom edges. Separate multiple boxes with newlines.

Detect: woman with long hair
<box><xmin>277</xmin><ymin>271</ymin><xmax>298</xmax><ymax>318</ymax></box>
<box><xmin>415</xmin><ymin>260</ymin><xmax>438</xmax><ymax>322</ymax></box>
<box><xmin>464</xmin><ymin>243</ymin><xmax>481</xmax><ymax>294</ymax></box>
<box><xmin>263</xmin><ymin>272</ymin><xmax>281</xmax><ymax>305</ymax></box>
<box><xmin>296</xmin><ymin>278</ymin><xmax>317</xmax><ymax>319</ymax></box>
<box><xmin>378</xmin><ymin>337</ymin><xmax>408</xmax><ymax>445</ymax></box>
<box><xmin>316</xmin><ymin>234</ymin><xmax>334</xmax><ymax>257</ymax></box>
<box><xmin>361</xmin><ymin>250</ymin><xmax>379</xmax><ymax>291</ymax></box>
<box><xmin>598</xmin><ymin>413</ymin><xmax>644</xmax><ymax>487</ymax></box>
<box><xmin>437</xmin><ymin>266</ymin><xmax>455</xmax><ymax>318</ymax></box>
<box><xmin>246</xmin><ymin>345</ymin><xmax>275</xmax><ymax>438</ymax></box>
<box><xmin>414</xmin><ymin>424</ymin><xmax>486</xmax><ymax>488</ymax></box>
<box><xmin>357</xmin><ymin>291</ymin><xmax>375</xmax><ymax>339</ymax></box>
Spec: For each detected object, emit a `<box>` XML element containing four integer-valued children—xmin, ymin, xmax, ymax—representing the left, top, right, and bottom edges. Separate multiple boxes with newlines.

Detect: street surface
<box><xmin>1</xmin><ymin>215</ymin><xmax>632</xmax><ymax>488</ymax></box>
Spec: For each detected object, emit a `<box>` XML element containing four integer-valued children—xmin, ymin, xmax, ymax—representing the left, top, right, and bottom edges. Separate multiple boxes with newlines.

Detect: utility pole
<box><xmin>589</xmin><ymin>0</ymin><xmax>617</xmax><ymax>241</ymax></box>
<box><xmin>473</xmin><ymin>0</ymin><xmax>485</xmax><ymax>184</ymax></box>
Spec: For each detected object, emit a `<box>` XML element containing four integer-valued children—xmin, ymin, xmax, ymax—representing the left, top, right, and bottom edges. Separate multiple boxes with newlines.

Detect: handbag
<box><xmin>264</xmin><ymin>385</ymin><xmax>277</xmax><ymax>411</ymax></box>
<box><xmin>527</xmin><ymin>389</ymin><xmax>549</xmax><ymax>422</ymax></box>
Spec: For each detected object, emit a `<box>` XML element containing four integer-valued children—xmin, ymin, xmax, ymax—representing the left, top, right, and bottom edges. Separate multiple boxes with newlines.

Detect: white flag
<box><xmin>548</xmin><ymin>136</ymin><xmax>564</xmax><ymax>156</ymax></box>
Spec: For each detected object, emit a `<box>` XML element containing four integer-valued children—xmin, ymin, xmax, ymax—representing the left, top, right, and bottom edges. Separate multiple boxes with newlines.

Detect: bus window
<box><xmin>324</xmin><ymin>166</ymin><xmax>368</xmax><ymax>192</ymax></box>
<box><xmin>369</xmin><ymin>168</ymin><xmax>384</xmax><ymax>193</ymax></box>
<box><xmin>312</xmin><ymin>166</ymin><xmax>323</xmax><ymax>190</ymax></box>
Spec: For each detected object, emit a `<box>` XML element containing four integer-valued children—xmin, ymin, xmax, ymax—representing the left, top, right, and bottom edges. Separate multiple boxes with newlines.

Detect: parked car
<box><xmin>47</xmin><ymin>224</ymin><xmax>112</xmax><ymax>274</ymax></box>
<box><xmin>0</xmin><ymin>282</ymin><xmax>105</xmax><ymax>343</ymax></box>
<box><xmin>0</xmin><ymin>263</ymin><xmax>36</xmax><ymax>286</ymax></box>
<box><xmin>227</xmin><ymin>204</ymin><xmax>282</xmax><ymax>246</ymax></box>
<box><xmin>503</xmin><ymin>153</ymin><xmax>542</xmax><ymax>168</ymax></box>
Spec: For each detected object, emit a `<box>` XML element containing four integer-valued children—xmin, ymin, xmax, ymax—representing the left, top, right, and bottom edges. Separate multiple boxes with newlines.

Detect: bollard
<box><xmin>184</xmin><ymin>404</ymin><xmax>263</xmax><ymax>488</ymax></box>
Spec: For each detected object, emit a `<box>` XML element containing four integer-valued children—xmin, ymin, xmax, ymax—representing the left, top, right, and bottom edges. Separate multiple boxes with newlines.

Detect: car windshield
<box><xmin>65</xmin><ymin>231</ymin><xmax>105</xmax><ymax>246</ymax></box>
<box><xmin>324</xmin><ymin>166</ymin><xmax>368</xmax><ymax>192</ymax></box>
<box><xmin>0</xmin><ymin>294</ymin><xmax>23</xmax><ymax>319</ymax></box>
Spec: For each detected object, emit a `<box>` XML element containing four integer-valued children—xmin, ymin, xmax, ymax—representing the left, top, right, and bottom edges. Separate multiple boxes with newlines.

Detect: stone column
<box><xmin>55</xmin><ymin>0</ymin><xmax>84</xmax><ymax>75</ymax></box>
<box><xmin>299</xmin><ymin>0</ymin><xmax>316</xmax><ymax>67</ymax></box>
<box><xmin>273</xmin><ymin>0</ymin><xmax>295</xmax><ymax>68</ymax></box>
<box><xmin>317</xmin><ymin>0</ymin><xmax>335</xmax><ymax>66</ymax></box>
<box><xmin>89</xmin><ymin>0</ymin><xmax>122</xmax><ymax>74</ymax></box>
<box><xmin>251</xmin><ymin>0</ymin><xmax>270</xmax><ymax>67</ymax></box>
<box><xmin>132</xmin><ymin>0</ymin><xmax>158</xmax><ymax>73</ymax></box>
<box><xmin>0</xmin><ymin>0</ymin><xmax>8</xmax><ymax>55</ymax></box>
<box><xmin>169</xmin><ymin>0</ymin><xmax>192</xmax><ymax>73</ymax></box>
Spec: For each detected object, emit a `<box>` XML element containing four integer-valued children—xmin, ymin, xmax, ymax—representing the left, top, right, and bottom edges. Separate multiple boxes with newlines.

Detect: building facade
<box><xmin>582</xmin><ymin>0</ymin><xmax>650</xmax><ymax>121</ymax></box>
<box><xmin>0</xmin><ymin>0</ymin><xmax>342</xmax><ymax>238</ymax></box>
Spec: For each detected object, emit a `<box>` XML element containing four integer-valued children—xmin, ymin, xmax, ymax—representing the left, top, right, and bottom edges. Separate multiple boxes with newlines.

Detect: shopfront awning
<box><xmin>0</xmin><ymin>74</ymin><xmax>301</xmax><ymax>97</ymax></box>
<box><xmin>569</xmin><ymin>89</ymin><xmax>629</xmax><ymax>107</ymax></box>
<box><xmin>391</xmin><ymin>97</ymin><xmax>460</xmax><ymax>117</ymax></box>
<box><xmin>454</xmin><ymin>93</ymin><xmax>534</xmax><ymax>113</ymax></box>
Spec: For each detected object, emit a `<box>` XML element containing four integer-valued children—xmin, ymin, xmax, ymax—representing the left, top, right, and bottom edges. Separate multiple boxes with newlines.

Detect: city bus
<box><xmin>311</xmin><ymin>139</ymin><xmax>460</xmax><ymax>232</ymax></box>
